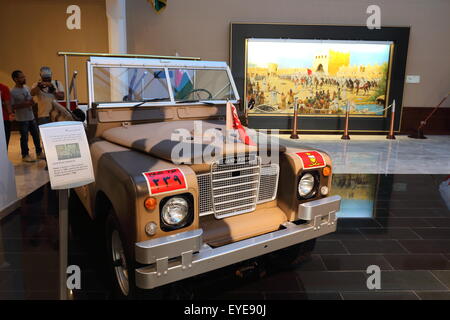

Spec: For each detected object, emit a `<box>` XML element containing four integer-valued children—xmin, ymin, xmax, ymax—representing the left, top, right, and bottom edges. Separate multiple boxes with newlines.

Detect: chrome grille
<box><xmin>197</xmin><ymin>174</ymin><xmax>213</xmax><ymax>215</ymax></box>
<box><xmin>197</xmin><ymin>156</ymin><xmax>280</xmax><ymax>218</ymax></box>
<box><xmin>258</xmin><ymin>164</ymin><xmax>280</xmax><ymax>203</ymax></box>
<box><xmin>211</xmin><ymin>155</ymin><xmax>260</xmax><ymax>218</ymax></box>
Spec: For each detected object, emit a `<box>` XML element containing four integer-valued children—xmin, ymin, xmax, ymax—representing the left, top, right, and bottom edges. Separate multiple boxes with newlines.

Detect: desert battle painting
<box><xmin>246</xmin><ymin>39</ymin><xmax>392</xmax><ymax>116</ymax></box>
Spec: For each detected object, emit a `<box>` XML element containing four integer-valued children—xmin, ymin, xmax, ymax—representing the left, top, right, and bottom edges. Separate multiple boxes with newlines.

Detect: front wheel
<box><xmin>105</xmin><ymin>213</ymin><xmax>133</xmax><ymax>298</ymax></box>
<box><xmin>104</xmin><ymin>212</ymin><xmax>166</xmax><ymax>299</ymax></box>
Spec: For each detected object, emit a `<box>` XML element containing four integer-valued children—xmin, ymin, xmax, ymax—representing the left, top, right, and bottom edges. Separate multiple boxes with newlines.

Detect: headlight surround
<box><xmin>159</xmin><ymin>194</ymin><xmax>194</xmax><ymax>231</ymax></box>
<box><xmin>298</xmin><ymin>172</ymin><xmax>318</xmax><ymax>198</ymax></box>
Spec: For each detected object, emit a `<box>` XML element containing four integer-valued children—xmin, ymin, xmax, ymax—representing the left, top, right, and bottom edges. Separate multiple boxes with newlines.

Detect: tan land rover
<box><xmin>70</xmin><ymin>55</ymin><xmax>341</xmax><ymax>298</ymax></box>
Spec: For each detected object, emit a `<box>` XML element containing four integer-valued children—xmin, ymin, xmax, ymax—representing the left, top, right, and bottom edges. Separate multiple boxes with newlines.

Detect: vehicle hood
<box><xmin>101</xmin><ymin>120</ymin><xmax>286</xmax><ymax>164</ymax></box>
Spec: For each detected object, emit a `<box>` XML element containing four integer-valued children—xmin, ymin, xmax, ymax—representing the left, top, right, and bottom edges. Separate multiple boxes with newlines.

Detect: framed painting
<box><xmin>230</xmin><ymin>24</ymin><xmax>410</xmax><ymax>133</ymax></box>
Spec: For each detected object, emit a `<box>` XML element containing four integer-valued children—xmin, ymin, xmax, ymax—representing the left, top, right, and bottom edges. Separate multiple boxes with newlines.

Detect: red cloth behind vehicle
<box><xmin>56</xmin><ymin>100</ymin><xmax>78</xmax><ymax>111</ymax></box>
<box><xmin>0</xmin><ymin>83</ymin><xmax>11</xmax><ymax>120</ymax></box>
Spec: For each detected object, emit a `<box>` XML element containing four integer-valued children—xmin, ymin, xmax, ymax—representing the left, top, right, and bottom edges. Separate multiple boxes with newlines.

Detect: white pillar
<box><xmin>0</xmin><ymin>96</ymin><xmax>17</xmax><ymax>214</ymax></box>
<box><xmin>106</xmin><ymin>0</ymin><xmax>127</xmax><ymax>54</ymax></box>
<box><xmin>106</xmin><ymin>0</ymin><xmax>128</xmax><ymax>101</ymax></box>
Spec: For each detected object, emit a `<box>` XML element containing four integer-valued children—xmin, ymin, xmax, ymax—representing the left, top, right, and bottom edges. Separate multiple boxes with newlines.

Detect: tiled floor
<box><xmin>4</xmin><ymin>133</ymin><xmax>450</xmax><ymax>207</ymax></box>
<box><xmin>1</xmin><ymin>174</ymin><xmax>449</xmax><ymax>300</ymax></box>
<box><xmin>6</xmin><ymin>131</ymin><xmax>49</xmax><ymax>201</ymax></box>
<box><xmin>279</xmin><ymin>135</ymin><xmax>450</xmax><ymax>174</ymax></box>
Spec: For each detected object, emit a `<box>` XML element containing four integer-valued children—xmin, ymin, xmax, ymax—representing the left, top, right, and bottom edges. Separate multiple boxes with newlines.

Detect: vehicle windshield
<box><xmin>92</xmin><ymin>66</ymin><xmax>236</xmax><ymax>105</ymax></box>
<box><xmin>168</xmin><ymin>69</ymin><xmax>236</xmax><ymax>102</ymax></box>
<box><xmin>93</xmin><ymin>67</ymin><xmax>171</xmax><ymax>104</ymax></box>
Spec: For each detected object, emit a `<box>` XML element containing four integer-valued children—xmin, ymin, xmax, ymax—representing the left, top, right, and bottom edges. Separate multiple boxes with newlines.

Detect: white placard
<box><xmin>39</xmin><ymin>121</ymin><xmax>94</xmax><ymax>190</ymax></box>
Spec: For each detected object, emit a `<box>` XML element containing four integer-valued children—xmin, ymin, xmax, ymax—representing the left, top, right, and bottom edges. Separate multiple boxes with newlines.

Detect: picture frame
<box><xmin>230</xmin><ymin>23</ymin><xmax>410</xmax><ymax>133</ymax></box>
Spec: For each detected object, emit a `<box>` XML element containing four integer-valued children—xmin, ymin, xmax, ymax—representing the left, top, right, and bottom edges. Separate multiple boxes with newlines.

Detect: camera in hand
<box><xmin>39</xmin><ymin>81</ymin><xmax>56</xmax><ymax>93</ymax></box>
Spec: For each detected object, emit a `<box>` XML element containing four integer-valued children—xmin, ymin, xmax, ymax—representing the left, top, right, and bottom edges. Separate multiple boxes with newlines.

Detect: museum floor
<box><xmin>1</xmin><ymin>134</ymin><xmax>450</xmax><ymax>300</ymax></box>
<box><xmin>278</xmin><ymin>134</ymin><xmax>450</xmax><ymax>174</ymax></box>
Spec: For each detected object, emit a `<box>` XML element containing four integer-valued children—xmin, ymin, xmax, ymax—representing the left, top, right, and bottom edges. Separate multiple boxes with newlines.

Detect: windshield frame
<box><xmin>87</xmin><ymin>57</ymin><xmax>239</xmax><ymax>108</ymax></box>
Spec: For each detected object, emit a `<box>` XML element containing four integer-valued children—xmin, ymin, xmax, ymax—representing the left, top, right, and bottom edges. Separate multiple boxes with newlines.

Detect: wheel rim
<box><xmin>111</xmin><ymin>230</ymin><xmax>129</xmax><ymax>296</ymax></box>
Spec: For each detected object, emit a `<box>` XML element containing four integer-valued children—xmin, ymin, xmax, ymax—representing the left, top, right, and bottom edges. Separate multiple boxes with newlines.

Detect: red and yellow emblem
<box><xmin>295</xmin><ymin>151</ymin><xmax>326</xmax><ymax>169</ymax></box>
<box><xmin>142</xmin><ymin>168</ymin><xmax>187</xmax><ymax>195</ymax></box>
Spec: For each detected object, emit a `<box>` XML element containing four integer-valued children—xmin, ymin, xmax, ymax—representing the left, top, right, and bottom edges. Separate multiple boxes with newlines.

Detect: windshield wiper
<box><xmin>132</xmin><ymin>98</ymin><xmax>168</xmax><ymax>107</ymax></box>
<box><xmin>176</xmin><ymin>99</ymin><xmax>215</xmax><ymax>105</ymax></box>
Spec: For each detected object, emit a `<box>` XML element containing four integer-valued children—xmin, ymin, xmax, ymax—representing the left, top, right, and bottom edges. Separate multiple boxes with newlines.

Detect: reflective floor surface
<box><xmin>279</xmin><ymin>135</ymin><xmax>450</xmax><ymax>174</ymax></box>
<box><xmin>6</xmin><ymin>133</ymin><xmax>450</xmax><ymax>208</ymax></box>
<box><xmin>7</xmin><ymin>132</ymin><xmax>49</xmax><ymax>201</ymax></box>
<box><xmin>1</xmin><ymin>174</ymin><xmax>450</xmax><ymax>300</ymax></box>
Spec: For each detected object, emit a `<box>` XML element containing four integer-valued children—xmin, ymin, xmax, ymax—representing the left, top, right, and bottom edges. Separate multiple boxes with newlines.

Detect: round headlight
<box><xmin>161</xmin><ymin>197</ymin><xmax>189</xmax><ymax>225</ymax></box>
<box><xmin>298</xmin><ymin>173</ymin><xmax>316</xmax><ymax>197</ymax></box>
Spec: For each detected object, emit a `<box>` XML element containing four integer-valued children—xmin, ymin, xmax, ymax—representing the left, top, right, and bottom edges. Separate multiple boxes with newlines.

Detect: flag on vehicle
<box><xmin>173</xmin><ymin>70</ymin><xmax>193</xmax><ymax>100</ymax></box>
<box><xmin>175</xmin><ymin>69</ymin><xmax>185</xmax><ymax>87</ymax></box>
<box><xmin>148</xmin><ymin>0</ymin><xmax>167</xmax><ymax>13</ymax></box>
<box><xmin>226</xmin><ymin>102</ymin><xmax>256</xmax><ymax>146</ymax></box>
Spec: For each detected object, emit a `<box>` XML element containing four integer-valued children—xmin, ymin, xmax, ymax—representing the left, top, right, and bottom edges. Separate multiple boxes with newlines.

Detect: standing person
<box><xmin>11</xmin><ymin>70</ymin><xmax>44</xmax><ymax>162</ymax></box>
<box><xmin>0</xmin><ymin>82</ymin><xmax>13</xmax><ymax>148</ymax></box>
<box><xmin>259</xmin><ymin>91</ymin><xmax>265</xmax><ymax>105</ymax></box>
<box><xmin>287</xmin><ymin>89</ymin><xmax>295</xmax><ymax>108</ymax></box>
<box><xmin>280</xmin><ymin>92</ymin><xmax>287</xmax><ymax>110</ymax></box>
<box><xmin>30</xmin><ymin>66</ymin><xmax>64</xmax><ymax>125</ymax></box>
<box><xmin>271</xmin><ymin>86</ymin><xmax>278</xmax><ymax>106</ymax></box>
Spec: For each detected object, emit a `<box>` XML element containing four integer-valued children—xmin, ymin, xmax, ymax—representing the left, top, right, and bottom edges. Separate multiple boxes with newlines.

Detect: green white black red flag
<box><xmin>148</xmin><ymin>0</ymin><xmax>167</xmax><ymax>13</ymax></box>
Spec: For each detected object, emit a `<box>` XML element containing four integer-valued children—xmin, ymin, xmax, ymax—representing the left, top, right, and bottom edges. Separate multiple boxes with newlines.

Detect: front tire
<box><xmin>105</xmin><ymin>212</ymin><xmax>134</xmax><ymax>299</ymax></box>
<box><xmin>104</xmin><ymin>211</ymin><xmax>165</xmax><ymax>299</ymax></box>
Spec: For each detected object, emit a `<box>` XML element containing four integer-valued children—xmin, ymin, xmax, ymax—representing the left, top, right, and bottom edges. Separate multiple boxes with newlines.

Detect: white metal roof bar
<box><xmin>89</xmin><ymin>58</ymin><xmax>229</xmax><ymax>69</ymax></box>
<box><xmin>58</xmin><ymin>51</ymin><xmax>200</xmax><ymax>60</ymax></box>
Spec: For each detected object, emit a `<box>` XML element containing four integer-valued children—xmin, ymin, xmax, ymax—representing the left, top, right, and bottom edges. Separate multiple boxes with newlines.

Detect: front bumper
<box><xmin>135</xmin><ymin>195</ymin><xmax>341</xmax><ymax>289</ymax></box>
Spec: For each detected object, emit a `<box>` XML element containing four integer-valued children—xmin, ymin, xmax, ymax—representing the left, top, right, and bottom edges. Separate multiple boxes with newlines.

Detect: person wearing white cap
<box><xmin>30</xmin><ymin>66</ymin><xmax>65</xmax><ymax>125</ymax></box>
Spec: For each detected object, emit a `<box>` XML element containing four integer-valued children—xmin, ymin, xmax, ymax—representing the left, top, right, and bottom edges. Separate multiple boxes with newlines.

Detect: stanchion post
<box><xmin>59</xmin><ymin>189</ymin><xmax>69</xmax><ymax>300</ymax></box>
<box><xmin>409</xmin><ymin>93</ymin><xmax>449</xmax><ymax>139</ymax></box>
<box><xmin>72</xmin><ymin>71</ymin><xmax>78</xmax><ymax>101</ymax></box>
<box><xmin>386</xmin><ymin>100</ymin><xmax>396</xmax><ymax>139</ymax></box>
<box><xmin>64</xmin><ymin>54</ymin><xmax>70</xmax><ymax>110</ymax></box>
<box><xmin>290</xmin><ymin>98</ymin><xmax>299</xmax><ymax>139</ymax></box>
<box><xmin>341</xmin><ymin>101</ymin><xmax>351</xmax><ymax>140</ymax></box>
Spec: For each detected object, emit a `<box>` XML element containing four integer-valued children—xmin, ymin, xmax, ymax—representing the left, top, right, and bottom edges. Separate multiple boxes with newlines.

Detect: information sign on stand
<box><xmin>39</xmin><ymin>121</ymin><xmax>94</xmax><ymax>300</ymax></box>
